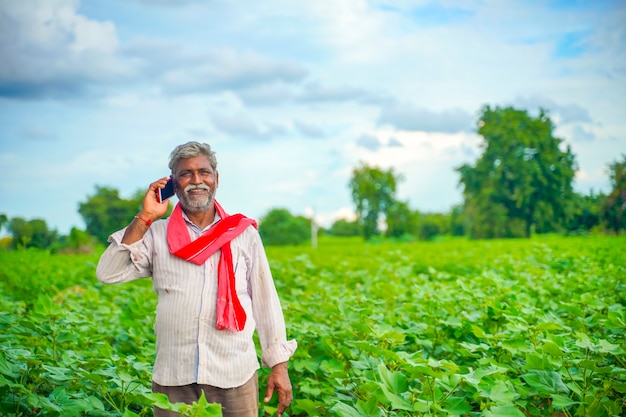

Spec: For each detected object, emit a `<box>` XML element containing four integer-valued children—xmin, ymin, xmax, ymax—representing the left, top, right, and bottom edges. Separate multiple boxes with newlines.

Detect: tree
<box><xmin>385</xmin><ymin>200</ymin><xmax>418</xmax><ymax>239</ymax></box>
<box><xmin>55</xmin><ymin>227</ymin><xmax>98</xmax><ymax>254</ymax></box>
<box><xmin>259</xmin><ymin>208</ymin><xmax>310</xmax><ymax>246</ymax></box>
<box><xmin>457</xmin><ymin>106</ymin><xmax>576</xmax><ymax>238</ymax></box>
<box><xmin>7</xmin><ymin>217</ymin><xmax>58</xmax><ymax>249</ymax></box>
<box><xmin>349</xmin><ymin>163</ymin><xmax>403</xmax><ymax>240</ymax></box>
<box><xmin>566</xmin><ymin>191</ymin><xmax>604</xmax><ymax>234</ymax></box>
<box><xmin>601</xmin><ymin>154</ymin><xmax>626</xmax><ymax>233</ymax></box>
<box><xmin>78</xmin><ymin>186</ymin><xmax>146</xmax><ymax>245</ymax></box>
<box><xmin>449</xmin><ymin>204</ymin><xmax>466</xmax><ymax>236</ymax></box>
<box><xmin>328</xmin><ymin>219</ymin><xmax>361</xmax><ymax>237</ymax></box>
<box><xmin>414</xmin><ymin>212</ymin><xmax>452</xmax><ymax>241</ymax></box>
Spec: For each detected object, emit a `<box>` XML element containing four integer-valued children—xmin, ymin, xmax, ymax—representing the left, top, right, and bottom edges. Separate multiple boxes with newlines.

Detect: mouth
<box><xmin>187</xmin><ymin>189</ymin><xmax>208</xmax><ymax>196</ymax></box>
<box><xmin>185</xmin><ymin>185</ymin><xmax>211</xmax><ymax>200</ymax></box>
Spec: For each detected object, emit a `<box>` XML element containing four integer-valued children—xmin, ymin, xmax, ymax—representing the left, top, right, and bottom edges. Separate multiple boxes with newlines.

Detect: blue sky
<box><xmin>1</xmin><ymin>0</ymin><xmax>625</xmax><ymax>234</ymax></box>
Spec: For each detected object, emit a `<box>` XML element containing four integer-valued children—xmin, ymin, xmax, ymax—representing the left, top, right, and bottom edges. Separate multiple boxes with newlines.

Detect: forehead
<box><xmin>175</xmin><ymin>155</ymin><xmax>214</xmax><ymax>172</ymax></box>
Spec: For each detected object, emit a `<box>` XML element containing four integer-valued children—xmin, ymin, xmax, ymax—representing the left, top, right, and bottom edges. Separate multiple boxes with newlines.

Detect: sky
<box><xmin>1</xmin><ymin>0</ymin><xmax>625</xmax><ymax>235</ymax></box>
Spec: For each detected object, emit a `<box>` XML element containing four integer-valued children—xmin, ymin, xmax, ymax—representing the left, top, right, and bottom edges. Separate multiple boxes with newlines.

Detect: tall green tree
<box><xmin>458</xmin><ymin>106</ymin><xmax>576</xmax><ymax>238</ymax></box>
<box><xmin>349</xmin><ymin>163</ymin><xmax>403</xmax><ymax>239</ymax></box>
<box><xmin>601</xmin><ymin>154</ymin><xmax>626</xmax><ymax>233</ymax></box>
<box><xmin>78</xmin><ymin>186</ymin><xmax>146</xmax><ymax>245</ymax></box>
<box><xmin>259</xmin><ymin>208</ymin><xmax>310</xmax><ymax>246</ymax></box>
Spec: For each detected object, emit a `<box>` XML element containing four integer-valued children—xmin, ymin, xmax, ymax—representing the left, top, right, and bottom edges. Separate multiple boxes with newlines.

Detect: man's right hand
<box><xmin>121</xmin><ymin>177</ymin><xmax>172</xmax><ymax>244</ymax></box>
<box><xmin>140</xmin><ymin>177</ymin><xmax>172</xmax><ymax>220</ymax></box>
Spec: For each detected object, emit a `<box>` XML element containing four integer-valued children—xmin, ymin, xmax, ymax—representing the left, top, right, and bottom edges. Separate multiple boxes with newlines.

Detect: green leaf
<box><xmin>574</xmin><ymin>332</ymin><xmax>594</xmax><ymax>350</ymax></box>
<box><xmin>355</xmin><ymin>397</ymin><xmax>384</xmax><ymax>417</ymax></box>
<box><xmin>330</xmin><ymin>401</ymin><xmax>363</xmax><ymax>417</ymax></box>
<box><xmin>27</xmin><ymin>393</ymin><xmax>63</xmax><ymax>413</ymax></box>
<box><xmin>412</xmin><ymin>398</ymin><xmax>430</xmax><ymax>413</ymax></box>
<box><xmin>0</xmin><ymin>352</ymin><xmax>19</xmax><ymax>378</ymax></box>
<box><xmin>376</xmin><ymin>362</ymin><xmax>415</xmax><ymax>411</ymax></box>
<box><xmin>291</xmin><ymin>398</ymin><xmax>323</xmax><ymax>415</ymax></box>
<box><xmin>87</xmin><ymin>395</ymin><xmax>105</xmax><ymax>410</ymax></box>
<box><xmin>377</xmin><ymin>362</ymin><xmax>408</xmax><ymax>393</ymax></box>
<box><xmin>142</xmin><ymin>392</ymin><xmax>180</xmax><ymax>411</ymax></box>
<box><xmin>551</xmin><ymin>394</ymin><xmax>579</xmax><ymax>408</ymax></box>
<box><xmin>576</xmin><ymin>359</ymin><xmax>613</xmax><ymax>373</ymax></box>
<box><xmin>484</xmin><ymin>405</ymin><xmax>526</xmax><ymax>417</ymax></box>
<box><xmin>442</xmin><ymin>396</ymin><xmax>473</xmax><ymax>415</ymax></box>
<box><xmin>541</xmin><ymin>341</ymin><xmax>563</xmax><ymax>356</ymax></box>
<box><xmin>521</xmin><ymin>370</ymin><xmax>569</xmax><ymax>394</ymax></box>
<box><xmin>43</xmin><ymin>365</ymin><xmax>74</xmax><ymax>382</ymax></box>
<box><xmin>379</xmin><ymin>388</ymin><xmax>414</xmax><ymax>411</ymax></box>
<box><xmin>190</xmin><ymin>391</ymin><xmax>222</xmax><ymax>416</ymax></box>
<box><xmin>471</xmin><ymin>325</ymin><xmax>488</xmax><ymax>339</ymax></box>
<box><xmin>598</xmin><ymin>339</ymin><xmax>622</xmax><ymax>354</ymax></box>
<box><xmin>486</xmin><ymin>380</ymin><xmax>519</xmax><ymax>404</ymax></box>
<box><xmin>462</xmin><ymin>366</ymin><xmax>505</xmax><ymax>387</ymax></box>
<box><xmin>524</xmin><ymin>352</ymin><xmax>553</xmax><ymax>371</ymax></box>
<box><xmin>536</xmin><ymin>321</ymin><xmax>561</xmax><ymax>331</ymax></box>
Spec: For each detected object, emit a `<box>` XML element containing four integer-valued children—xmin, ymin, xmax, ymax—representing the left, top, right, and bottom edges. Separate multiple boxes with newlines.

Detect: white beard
<box><xmin>177</xmin><ymin>184</ymin><xmax>215</xmax><ymax>213</ymax></box>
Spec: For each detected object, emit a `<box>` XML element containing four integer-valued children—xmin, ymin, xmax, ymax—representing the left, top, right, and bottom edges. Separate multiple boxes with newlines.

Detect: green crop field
<box><xmin>1</xmin><ymin>235</ymin><xmax>625</xmax><ymax>416</ymax></box>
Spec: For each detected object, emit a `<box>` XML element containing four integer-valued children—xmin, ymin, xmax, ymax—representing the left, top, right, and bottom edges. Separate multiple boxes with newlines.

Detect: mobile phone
<box><xmin>157</xmin><ymin>177</ymin><xmax>175</xmax><ymax>203</ymax></box>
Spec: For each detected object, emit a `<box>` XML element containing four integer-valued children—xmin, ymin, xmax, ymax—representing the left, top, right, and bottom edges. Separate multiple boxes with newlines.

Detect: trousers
<box><xmin>152</xmin><ymin>372</ymin><xmax>258</xmax><ymax>417</ymax></box>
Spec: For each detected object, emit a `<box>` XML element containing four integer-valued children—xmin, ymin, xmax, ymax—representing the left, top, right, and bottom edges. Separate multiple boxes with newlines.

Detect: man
<box><xmin>96</xmin><ymin>142</ymin><xmax>297</xmax><ymax>417</ymax></box>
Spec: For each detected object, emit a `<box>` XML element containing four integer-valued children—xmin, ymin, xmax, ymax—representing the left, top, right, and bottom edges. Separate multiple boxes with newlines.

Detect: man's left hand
<box><xmin>264</xmin><ymin>362</ymin><xmax>292</xmax><ymax>416</ymax></box>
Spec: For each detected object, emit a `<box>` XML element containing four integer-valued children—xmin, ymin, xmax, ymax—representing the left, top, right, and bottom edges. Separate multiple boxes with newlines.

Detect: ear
<box><xmin>215</xmin><ymin>171</ymin><xmax>219</xmax><ymax>188</ymax></box>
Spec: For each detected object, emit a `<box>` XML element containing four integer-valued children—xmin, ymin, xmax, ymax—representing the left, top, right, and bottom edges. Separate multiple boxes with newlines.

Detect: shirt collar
<box><xmin>181</xmin><ymin>209</ymin><xmax>221</xmax><ymax>233</ymax></box>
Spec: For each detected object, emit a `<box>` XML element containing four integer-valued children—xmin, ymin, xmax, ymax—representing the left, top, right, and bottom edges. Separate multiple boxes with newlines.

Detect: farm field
<box><xmin>1</xmin><ymin>235</ymin><xmax>625</xmax><ymax>416</ymax></box>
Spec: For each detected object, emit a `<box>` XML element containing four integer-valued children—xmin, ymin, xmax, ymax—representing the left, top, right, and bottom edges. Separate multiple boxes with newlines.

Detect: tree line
<box><xmin>346</xmin><ymin>106</ymin><xmax>625</xmax><ymax>240</ymax></box>
<box><xmin>1</xmin><ymin>105</ymin><xmax>624</xmax><ymax>251</ymax></box>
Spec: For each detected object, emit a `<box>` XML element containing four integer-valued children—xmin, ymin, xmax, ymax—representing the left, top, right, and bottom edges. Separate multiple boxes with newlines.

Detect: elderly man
<box><xmin>96</xmin><ymin>141</ymin><xmax>296</xmax><ymax>417</ymax></box>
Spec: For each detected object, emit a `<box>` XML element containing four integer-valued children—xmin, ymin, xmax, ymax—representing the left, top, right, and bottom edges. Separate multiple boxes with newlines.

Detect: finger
<box><xmin>264</xmin><ymin>383</ymin><xmax>275</xmax><ymax>403</ymax></box>
<box><xmin>277</xmin><ymin>402</ymin><xmax>286</xmax><ymax>417</ymax></box>
<box><xmin>277</xmin><ymin>388</ymin><xmax>292</xmax><ymax>416</ymax></box>
<box><xmin>150</xmin><ymin>178</ymin><xmax>173</xmax><ymax>205</ymax></box>
<box><xmin>152</xmin><ymin>177</ymin><xmax>170</xmax><ymax>191</ymax></box>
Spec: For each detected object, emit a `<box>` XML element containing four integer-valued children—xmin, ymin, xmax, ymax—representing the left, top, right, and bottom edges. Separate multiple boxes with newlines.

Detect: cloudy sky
<box><xmin>1</xmin><ymin>0</ymin><xmax>625</xmax><ymax>234</ymax></box>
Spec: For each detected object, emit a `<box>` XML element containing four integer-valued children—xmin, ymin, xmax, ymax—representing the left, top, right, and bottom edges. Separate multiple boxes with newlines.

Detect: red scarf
<box><xmin>167</xmin><ymin>201</ymin><xmax>257</xmax><ymax>332</ymax></box>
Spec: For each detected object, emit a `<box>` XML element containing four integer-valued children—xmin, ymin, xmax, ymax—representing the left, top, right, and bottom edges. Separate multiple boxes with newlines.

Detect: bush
<box><xmin>259</xmin><ymin>208</ymin><xmax>310</xmax><ymax>246</ymax></box>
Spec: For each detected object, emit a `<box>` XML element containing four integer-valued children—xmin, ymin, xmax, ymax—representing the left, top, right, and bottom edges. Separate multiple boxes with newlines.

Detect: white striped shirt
<box><xmin>96</xmin><ymin>214</ymin><xmax>297</xmax><ymax>388</ymax></box>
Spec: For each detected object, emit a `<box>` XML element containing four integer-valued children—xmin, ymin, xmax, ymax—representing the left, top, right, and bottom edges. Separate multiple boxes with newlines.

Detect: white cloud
<box><xmin>294</xmin><ymin>121</ymin><xmax>325</xmax><ymax>138</ymax></box>
<box><xmin>0</xmin><ymin>0</ymin><xmax>123</xmax><ymax>96</ymax></box>
<box><xmin>160</xmin><ymin>49</ymin><xmax>308</xmax><ymax>95</ymax></box>
<box><xmin>512</xmin><ymin>95</ymin><xmax>592</xmax><ymax>124</ymax></box>
<box><xmin>296</xmin><ymin>82</ymin><xmax>381</xmax><ymax>104</ymax></box>
<box><xmin>356</xmin><ymin>134</ymin><xmax>381</xmax><ymax>151</ymax></box>
<box><xmin>378</xmin><ymin>103</ymin><xmax>473</xmax><ymax>133</ymax></box>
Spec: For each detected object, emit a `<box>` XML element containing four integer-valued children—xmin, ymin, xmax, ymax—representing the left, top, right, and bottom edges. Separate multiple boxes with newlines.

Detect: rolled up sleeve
<box><xmin>96</xmin><ymin>228</ymin><xmax>153</xmax><ymax>284</ymax></box>
<box><xmin>261</xmin><ymin>339</ymin><xmax>298</xmax><ymax>368</ymax></box>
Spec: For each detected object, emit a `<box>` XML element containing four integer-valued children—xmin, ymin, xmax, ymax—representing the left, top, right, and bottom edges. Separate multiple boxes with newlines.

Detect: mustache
<box><xmin>184</xmin><ymin>184</ymin><xmax>211</xmax><ymax>192</ymax></box>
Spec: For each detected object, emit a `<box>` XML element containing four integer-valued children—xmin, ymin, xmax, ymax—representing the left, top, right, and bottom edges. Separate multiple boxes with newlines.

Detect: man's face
<box><xmin>173</xmin><ymin>155</ymin><xmax>218</xmax><ymax>213</ymax></box>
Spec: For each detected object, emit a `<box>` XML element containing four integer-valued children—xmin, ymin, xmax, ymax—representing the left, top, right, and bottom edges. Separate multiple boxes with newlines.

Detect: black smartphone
<box><xmin>157</xmin><ymin>177</ymin><xmax>175</xmax><ymax>203</ymax></box>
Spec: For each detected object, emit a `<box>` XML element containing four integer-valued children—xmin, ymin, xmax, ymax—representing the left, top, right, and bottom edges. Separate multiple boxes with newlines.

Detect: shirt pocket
<box><xmin>233</xmin><ymin>255</ymin><xmax>249</xmax><ymax>295</ymax></box>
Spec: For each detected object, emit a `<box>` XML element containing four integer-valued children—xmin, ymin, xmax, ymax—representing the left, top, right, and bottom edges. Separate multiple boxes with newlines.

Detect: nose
<box><xmin>191</xmin><ymin>172</ymin><xmax>202</xmax><ymax>184</ymax></box>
